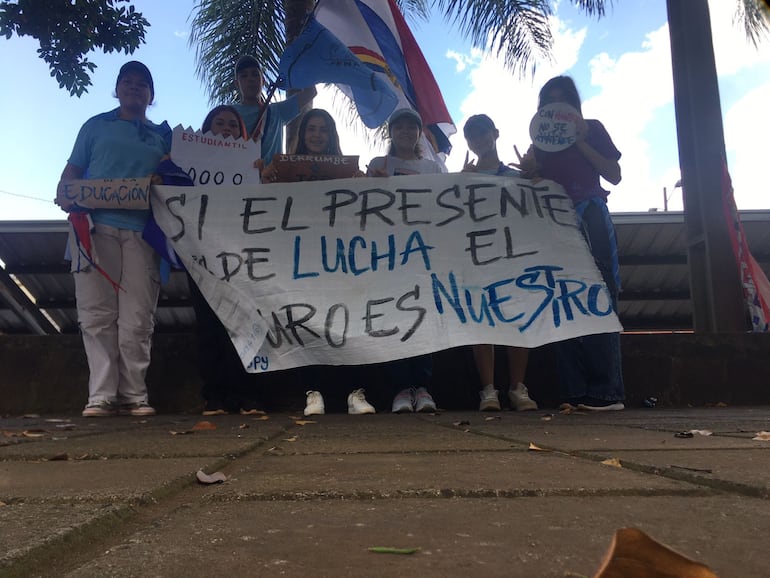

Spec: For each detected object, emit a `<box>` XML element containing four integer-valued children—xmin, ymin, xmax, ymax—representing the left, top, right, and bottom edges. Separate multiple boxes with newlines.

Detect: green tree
<box><xmin>0</xmin><ymin>0</ymin><xmax>148</xmax><ymax>96</ymax></box>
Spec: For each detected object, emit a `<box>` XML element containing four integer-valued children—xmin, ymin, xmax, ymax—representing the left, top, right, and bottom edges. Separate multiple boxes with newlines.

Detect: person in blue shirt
<box><xmin>231</xmin><ymin>55</ymin><xmax>316</xmax><ymax>164</ymax></box>
<box><xmin>461</xmin><ymin>114</ymin><xmax>538</xmax><ymax>413</ymax></box>
<box><xmin>57</xmin><ymin>61</ymin><xmax>170</xmax><ymax>418</ymax></box>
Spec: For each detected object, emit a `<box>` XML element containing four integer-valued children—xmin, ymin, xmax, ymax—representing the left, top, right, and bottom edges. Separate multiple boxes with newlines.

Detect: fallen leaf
<box><xmin>240</xmin><ymin>408</ymin><xmax>265</xmax><ymax>416</ymax></box>
<box><xmin>453</xmin><ymin>420</ymin><xmax>470</xmax><ymax>427</ymax></box>
<box><xmin>239</xmin><ymin>423</ymin><xmax>250</xmax><ymax>429</ymax></box>
<box><xmin>0</xmin><ymin>501</ymin><xmax>6</xmax><ymax>507</ymax></box>
<box><xmin>48</xmin><ymin>453</ymin><xmax>69</xmax><ymax>461</ymax></box>
<box><xmin>752</xmin><ymin>431</ymin><xmax>770</xmax><ymax>441</ymax></box>
<box><xmin>368</xmin><ymin>546</ymin><xmax>420</xmax><ymax>555</ymax></box>
<box><xmin>22</xmin><ymin>430</ymin><xmax>46</xmax><ymax>438</ymax></box>
<box><xmin>593</xmin><ymin>527</ymin><xmax>717</xmax><ymax>578</ymax></box>
<box><xmin>293</xmin><ymin>420</ymin><xmax>315</xmax><ymax>426</ymax></box>
<box><xmin>169</xmin><ymin>430</ymin><xmax>194</xmax><ymax>436</ymax></box>
<box><xmin>75</xmin><ymin>453</ymin><xmax>91</xmax><ymax>460</ymax></box>
<box><xmin>541</xmin><ymin>414</ymin><xmax>554</xmax><ymax>421</ymax></box>
<box><xmin>601</xmin><ymin>458</ymin><xmax>622</xmax><ymax>468</ymax></box>
<box><xmin>282</xmin><ymin>436</ymin><xmax>298</xmax><ymax>442</ymax></box>
<box><xmin>484</xmin><ymin>416</ymin><xmax>501</xmax><ymax>421</ymax></box>
<box><xmin>192</xmin><ymin>421</ymin><xmax>217</xmax><ymax>431</ymax></box>
<box><xmin>196</xmin><ymin>469</ymin><xmax>227</xmax><ymax>484</ymax></box>
<box><xmin>252</xmin><ymin>415</ymin><xmax>270</xmax><ymax>421</ymax></box>
<box><xmin>688</xmin><ymin>430</ymin><xmax>712</xmax><ymax>436</ymax></box>
<box><xmin>528</xmin><ymin>442</ymin><xmax>550</xmax><ymax>452</ymax></box>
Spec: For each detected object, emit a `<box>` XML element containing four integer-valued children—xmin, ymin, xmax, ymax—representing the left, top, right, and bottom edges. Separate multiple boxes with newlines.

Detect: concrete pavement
<box><xmin>1</xmin><ymin>407</ymin><xmax>770</xmax><ymax>577</ymax></box>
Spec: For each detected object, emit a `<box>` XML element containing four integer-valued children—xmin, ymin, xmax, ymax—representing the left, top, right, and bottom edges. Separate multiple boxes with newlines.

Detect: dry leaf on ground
<box><xmin>169</xmin><ymin>430</ymin><xmax>194</xmax><ymax>436</ymax></box>
<box><xmin>239</xmin><ymin>423</ymin><xmax>250</xmax><ymax>429</ymax></box>
<box><xmin>528</xmin><ymin>442</ymin><xmax>550</xmax><ymax>452</ymax></box>
<box><xmin>689</xmin><ymin>430</ymin><xmax>712</xmax><ymax>436</ymax></box>
<box><xmin>196</xmin><ymin>470</ymin><xmax>227</xmax><ymax>484</ymax></box>
<box><xmin>752</xmin><ymin>431</ymin><xmax>770</xmax><ymax>441</ymax></box>
<box><xmin>293</xmin><ymin>420</ymin><xmax>315</xmax><ymax>426</ymax></box>
<box><xmin>601</xmin><ymin>458</ymin><xmax>623</xmax><ymax>468</ymax></box>
<box><xmin>191</xmin><ymin>421</ymin><xmax>217</xmax><ymax>431</ymax></box>
<box><xmin>283</xmin><ymin>436</ymin><xmax>298</xmax><ymax>442</ymax></box>
<box><xmin>22</xmin><ymin>430</ymin><xmax>47</xmax><ymax>438</ymax></box>
<box><xmin>252</xmin><ymin>415</ymin><xmax>269</xmax><ymax>421</ymax></box>
<box><xmin>593</xmin><ymin>527</ymin><xmax>717</xmax><ymax>578</ymax></box>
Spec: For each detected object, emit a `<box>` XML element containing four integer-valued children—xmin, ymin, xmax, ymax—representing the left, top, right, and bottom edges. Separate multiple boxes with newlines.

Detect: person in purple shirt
<box><xmin>519</xmin><ymin>75</ymin><xmax>625</xmax><ymax>411</ymax></box>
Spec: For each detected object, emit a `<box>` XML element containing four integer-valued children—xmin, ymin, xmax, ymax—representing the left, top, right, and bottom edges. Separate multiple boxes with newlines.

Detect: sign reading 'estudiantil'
<box><xmin>152</xmin><ymin>173</ymin><xmax>621</xmax><ymax>373</ymax></box>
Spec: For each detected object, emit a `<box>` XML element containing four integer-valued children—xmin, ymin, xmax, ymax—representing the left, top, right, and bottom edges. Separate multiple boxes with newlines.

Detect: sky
<box><xmin>0</xmin><ymin>0</ymin><xmax>768</xmax><ymax>222</ymax></box>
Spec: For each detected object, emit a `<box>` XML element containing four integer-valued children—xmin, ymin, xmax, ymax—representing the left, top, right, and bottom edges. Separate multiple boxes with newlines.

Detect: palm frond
<box><xmin>189</xmin><ymin>0</ymin><xmax>286</xmax><ymax>105</ymax></box>
<box><xmin>734</xmin><ymin>0</ymin><xmax>770</xmax><ymax>47</ymax></box>
<box><xmin>434</xmin><ymin>0</ymin><xmax>554</xmax><ymax>76</ymax></box>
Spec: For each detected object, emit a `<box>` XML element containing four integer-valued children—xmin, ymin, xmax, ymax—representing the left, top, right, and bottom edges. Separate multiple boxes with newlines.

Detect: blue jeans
<box><xmin>556</xmin><ymin>199</ymin><xmax>624</xmax><ymax>402</ymax></box>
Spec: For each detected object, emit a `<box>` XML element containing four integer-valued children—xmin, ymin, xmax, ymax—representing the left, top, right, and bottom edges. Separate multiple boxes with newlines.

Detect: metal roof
<box><xmin>1</xmin><ymin>212</ymin><xmax>769</xmax><ymax>334</ymax></box>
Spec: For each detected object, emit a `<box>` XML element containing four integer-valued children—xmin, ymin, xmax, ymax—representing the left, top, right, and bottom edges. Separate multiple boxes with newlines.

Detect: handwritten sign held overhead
<box><xmin>271</xmin><ymin>154</ymin><xmax>360</xmax><ymax>182</ymax></box>
<box><xmin>152</xmin><ymin>173</ymin><xmax>621</xmax><ymax>373</ymax></box>
<box><xmin>529</xmin><ymin>103</ymin><xmax>581</xmax><ymax>152</ymax></box>
<box><xmin>169</xmin><ymin>125</ymin><xmax>261</xmax><ymax>187</ymax></box>
<box><xmin>57</xmin><ymin>178</ymin><xmax>151</xmax><ymax>210</ymax></box>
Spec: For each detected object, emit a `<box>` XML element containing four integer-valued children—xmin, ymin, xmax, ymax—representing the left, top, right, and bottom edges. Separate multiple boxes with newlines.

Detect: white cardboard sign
<box><xmin>529</xmin><ymin>103</ymin><xmax>581</xmax><ymax>152</ymax></box>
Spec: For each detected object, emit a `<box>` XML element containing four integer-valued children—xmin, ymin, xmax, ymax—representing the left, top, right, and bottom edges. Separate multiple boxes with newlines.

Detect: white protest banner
<box><xmin>529</xmin><ymin>103</ymin><xmax>581</xmax><ymax>152</ymax></box>
<box><xmin>152</xmin><ymin>173</ymin><xmax>622</xmax><ymax>373</ymax></box>
<box><xmin>57</xmin><ymin>177</ymin><xmax>150</xmax><ymax>210</ymax></box>
<box><xmin>169</xmin><ymin>125</ymin><xmax>261</xmax><ymax>187</ymax></box>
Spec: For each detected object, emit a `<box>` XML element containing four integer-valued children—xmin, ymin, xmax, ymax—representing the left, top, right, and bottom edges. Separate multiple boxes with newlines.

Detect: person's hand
<box><xmin>55</xmin><ymin>181</ymin><xmax>74</xmax><ymax>212</ymax></box>
<box><xmin>461</xmin><ymin>151</ymin><xmax>477</xmax><ymax>173</ymax></box>
<box><xmin>513</xmin><ymin>144</ymin><xmax>541</xmax><ymax>181</ymax></box>
<box><xmin>261</xmin><ymin>162</ymin><xmax>278</xmax><ymax>183</ymax></box>
<box><xmin>367</xmin><ymin>166</ymin><xmax>388</xmax><ymax>177</ymax></box>
<box><xmin>574</xmin><ymin>117</ymin><xmax>589</xmax><ymax>142</ymax></box>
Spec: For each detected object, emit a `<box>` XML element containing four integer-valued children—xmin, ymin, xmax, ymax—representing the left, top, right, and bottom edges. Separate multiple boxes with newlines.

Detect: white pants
<box><xmin>71</xmin><ymin>224</ymin><xmax>160</xmax><ymax>405</ymax></box>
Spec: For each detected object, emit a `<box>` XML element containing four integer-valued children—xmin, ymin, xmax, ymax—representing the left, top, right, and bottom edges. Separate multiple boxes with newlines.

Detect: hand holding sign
<box><xmin>529</xmin><ymin>103</ymin><xmax>582</xmax><ymax>152</ymax></box>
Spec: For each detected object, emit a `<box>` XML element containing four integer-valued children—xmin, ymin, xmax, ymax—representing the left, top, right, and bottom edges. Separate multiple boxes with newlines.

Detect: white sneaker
<box><xmin>414</xmin><ymin>387</ymin><xmax>437</xmax><ymax>413</ymax></box>
<box><xmin>347</xmin><ymin>388</ymin><xmax>375</xmax><ymax>415</ymax></box>
<box><xmin>304</xmin><ymin>390</ymin><xmax>325</xmax><ymax>416</ymax></box>
<box><xmin>391</xmin><ymin>388</ymin><xmax>414</xmax><ymax>413</ymax></box>
<box><xmin>509</xmin><ymin>383</ymin><xmax>538</xmax><ymax>411</ymax></box>
<box><xmin>479</xmin><ymin>384</ymin><xmax>501</xmax><ymax>411</ymax></box>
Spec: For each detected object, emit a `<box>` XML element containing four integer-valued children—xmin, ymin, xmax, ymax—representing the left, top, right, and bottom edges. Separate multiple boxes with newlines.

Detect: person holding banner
<box><xmin>231</xmin><ymin>55</ymin><xmax>316</xmax><ymax>163</ymax></box>
<box><xmin>461</xmin><ymin>114</ymin><xmax>538</xmax><ymax>412</ymax></box>
<box><xmin>519</xmin><ymin>76</ymin><xmax>625</xmax><ymax>412</ymax></box>
<box><xmin>56</xmin><ymin>61</ymin><xmax>170</xmax><ymax>417</ymax></box>
<box><xmin>367</xmin><ymin>108</ymin><xmax>440</xmax><ymax>413</ymax></box>
<box><xmin>186</xmin><ymin>105</ymin><xmax>266</xmax><ymax>416</ymax></box>
<box><xmin>257</xmin><ymin>108</ymin><xmax>374</xmax><ymax>415</ymax></box>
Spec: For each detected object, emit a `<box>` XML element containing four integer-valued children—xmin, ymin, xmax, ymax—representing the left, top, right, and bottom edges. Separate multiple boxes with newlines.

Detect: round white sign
<box><xmin>529</xmin><ymin>103</ymin><xmax>581</xmax><ymax>152</ymax></box>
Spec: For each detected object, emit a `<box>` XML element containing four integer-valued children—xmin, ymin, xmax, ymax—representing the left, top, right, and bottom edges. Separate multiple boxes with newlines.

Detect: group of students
<box><xmin>57</xmin><ymin>56</ymin><xmax>625</xmax><ymax>418</ymax></box>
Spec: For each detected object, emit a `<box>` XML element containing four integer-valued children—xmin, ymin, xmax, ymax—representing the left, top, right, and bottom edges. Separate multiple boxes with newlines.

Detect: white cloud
<box><xmin>724</xmin><ymin>81</ymin><xmax>770</xmax><ymax>209</ymax></box>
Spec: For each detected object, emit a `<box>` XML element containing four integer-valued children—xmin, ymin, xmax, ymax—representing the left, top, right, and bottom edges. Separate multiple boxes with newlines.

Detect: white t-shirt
<box><xmin>368</xmin><ymin>155</ymin><xmax>442</xmax><ymax>176</ymax></box>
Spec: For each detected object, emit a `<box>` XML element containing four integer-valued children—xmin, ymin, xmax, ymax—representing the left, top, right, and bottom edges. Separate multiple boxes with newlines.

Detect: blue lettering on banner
<box><xmin>292</xmin><ymin>231</ymin><xmax>434</xmax><ymax>279</ymax></box>
<box><xmin>431</xmin><ymin>265</ymin><xmax>613</xmax><ymax>331</ymax></box>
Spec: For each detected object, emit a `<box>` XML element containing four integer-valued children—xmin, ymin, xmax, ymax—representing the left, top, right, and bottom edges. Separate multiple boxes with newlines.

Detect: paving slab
<box><xmin>0</xmin><ymin>417</ymin><xmax>289</xmax><ymax>460</ymax></box>
<box><xmin>0</xmin><ymin>502</ymin><xmax>122</xmax><ymax>569</ymax></box>
<box><xmin>205</xmin><ymin>451</ymin><xmax>699</xmax><ymax>501</ymax></box>
<box><xmin>461</xmin><ymin>419</ymin><xmax>765</xmax><ymax>451</ymax></box>
<box><xmin>62</xmin><ymin>495</ymin><xmax>770</xmax><ymax>578</ymax></box>
<box><xmin>0</xmin><ymin>458</ymin><xmax>206</xmax><ymax>501</ymax></box>
<box><xmin>610</xmin><ymin>448</ymin><xmax>770</xmax><ymax>495</ymax></box>
<box><xmin>272</xmin><ymin>414</ymin><xmax>520</xmax><ymax>453</ymax></box>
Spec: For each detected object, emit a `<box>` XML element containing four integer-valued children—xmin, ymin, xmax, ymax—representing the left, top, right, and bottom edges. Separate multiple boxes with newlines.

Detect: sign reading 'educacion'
<box><xmin>57</xmin><ymin>178</ymin><xmax>151</xmax><ymax>210</ymax></box>
<box><xmin>152</xmin><ymin>172</ymin><xmax>622</xmax><ymax>373</ymax></box>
